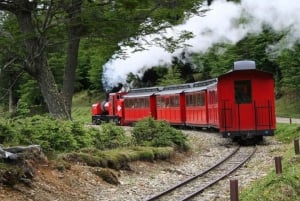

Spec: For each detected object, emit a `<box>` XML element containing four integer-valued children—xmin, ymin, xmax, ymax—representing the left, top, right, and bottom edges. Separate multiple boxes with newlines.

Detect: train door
<box><xmin>234</xmin><ymin>80</ymin><xmax>254</xmax><ymax>130</ymax></box>
<box><xmin>219</xmin><ymin>79</ymin><xmax>254</xmax><ymax>134</ymax></box>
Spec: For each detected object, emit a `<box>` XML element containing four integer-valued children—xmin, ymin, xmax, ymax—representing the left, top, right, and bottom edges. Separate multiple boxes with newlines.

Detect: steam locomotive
<box><xmin>91</xmin><ymin>60</ymin><xmax>276</xmax><ymax>141</ymax></box>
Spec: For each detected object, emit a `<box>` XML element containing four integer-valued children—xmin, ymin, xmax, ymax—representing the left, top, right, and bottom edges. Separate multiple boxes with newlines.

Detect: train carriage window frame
<box><xmin>234</xmin><ymin>80</ymin><xmax>252</xmax><ymax>104</ymax></box>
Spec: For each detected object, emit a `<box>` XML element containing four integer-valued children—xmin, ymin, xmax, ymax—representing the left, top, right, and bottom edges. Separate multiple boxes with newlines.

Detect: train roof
<box><xmin>191</xmin><ymin>78</ymin><xmax>217</xmax><ymax>87</ymax></box>
<box><xmin>155</xmin><ymin>83</ymin><xmax>191</xmax><ymax>95</ymax></box>
<box><xmin>218</xmin><ymin>60</ymin><xmax>273</xmax><ymax>78</ymax></box>
<box><xmin>184</xmin><ymin>79</ymin><xmax>217</xmax><ymax>93</ymax></box>
<box><xmin>124</xmin><ymin>87</ymin><xmax>160</xmax><ymax>98</ymax></box>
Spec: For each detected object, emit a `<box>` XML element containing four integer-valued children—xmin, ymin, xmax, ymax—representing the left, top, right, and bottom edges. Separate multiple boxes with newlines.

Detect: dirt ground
<box><xmin>0</xmin><ymin>161</ymin><xmax>120</xmax><ymax>201</ymax></box>
<box><xmin>0</xmin><ymin>151</ymin><xmax>189</xmax><ymax>201</ymax></box>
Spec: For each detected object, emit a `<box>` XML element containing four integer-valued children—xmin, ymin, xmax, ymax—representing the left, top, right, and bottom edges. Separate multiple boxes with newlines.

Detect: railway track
<box><xmin>144</xmin><ymin>146</ymin><xmax>256</xmax><ymax>201</ymax></box>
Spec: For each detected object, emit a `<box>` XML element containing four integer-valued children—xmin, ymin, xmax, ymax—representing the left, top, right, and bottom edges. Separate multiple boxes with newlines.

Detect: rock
<box><xmin>0</xmin><ymin>144</ymin><xmax>47</xmax><ymax>187</ymax></box>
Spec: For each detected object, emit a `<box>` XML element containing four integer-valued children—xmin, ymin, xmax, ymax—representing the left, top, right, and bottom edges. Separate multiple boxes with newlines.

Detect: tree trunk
<box><xmin>37</xmin><ymin>66</ymin><xmax>71</xmax><ymax>119</ymax></box>
<box><xmin>14</xmin><ymin>4</ymin><xmax>71</xmax><ymax>120</ymax></box>
<box><xmin>62</xmin><ymin>31</ymin><xmax>80</xmax><ymax>116</ymax></box>
<box><xmin>62</xmin><ymin>0</ymin><xmax>83</xmax><ymax>116</ymax></box>
<box><xmin>8</xmin><ymin>78</ymin><xmax>13</xmax><ymax>115</ymax></box>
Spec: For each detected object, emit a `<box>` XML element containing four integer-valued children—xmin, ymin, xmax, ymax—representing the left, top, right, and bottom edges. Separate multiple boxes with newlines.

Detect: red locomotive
<box><xmin>91</xmin><ymin>60</ymin><xmax>276</xmax><ymax>141</ymax></box>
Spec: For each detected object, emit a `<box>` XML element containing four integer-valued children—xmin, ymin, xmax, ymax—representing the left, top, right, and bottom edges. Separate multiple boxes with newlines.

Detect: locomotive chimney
<box><xmin>233</xmin><ymin>60</ymin><xmax>256</xmax><ymax>70</ymax></box>
<box><xmin>105</xmin><ymin>89</ymin><xmax>110</xmax><ymax>101</ymax></box>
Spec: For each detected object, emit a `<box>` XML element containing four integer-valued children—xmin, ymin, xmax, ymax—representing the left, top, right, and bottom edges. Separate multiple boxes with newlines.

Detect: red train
<box><xmin>91</xmin><ymin>60</ymin><xmax>276</xmax><ymax>141</ymax></box>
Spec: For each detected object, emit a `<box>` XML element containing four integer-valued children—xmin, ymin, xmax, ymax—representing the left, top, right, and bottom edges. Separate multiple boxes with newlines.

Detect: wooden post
<box><xmin>230</xmin><ymin>179</ymin><xmax>239</xmax><ymax>201</ymax></box>
<box><xmin>294</xmin><ymin>139</ymin><xmax>299</xmax><ymax>155</ymax></box>
<box><xmin>274</xmin><ymin>156</ymin><xmax>282</xmax><ymax>174</ymax></box>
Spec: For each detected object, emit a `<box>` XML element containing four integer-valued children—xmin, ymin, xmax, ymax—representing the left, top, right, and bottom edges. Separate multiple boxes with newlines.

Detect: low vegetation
<box><xmin>276</xmin><ymin>95</ymin><xmax>300</xmax><ymax>119</ymax></box>
<box><xmin>132</xmin><ymin>117</ymin><xmax>189</xmax><ymax>151</ymax></box>
<box><xmin>240</xmin><ymin>123</ymin><xmax>300</xmax><ymax>201</ymax></box>
<box><xmin>0</xmin><ymin>115</ymin><xmax>188</xmax><ymax>186</ymax></box>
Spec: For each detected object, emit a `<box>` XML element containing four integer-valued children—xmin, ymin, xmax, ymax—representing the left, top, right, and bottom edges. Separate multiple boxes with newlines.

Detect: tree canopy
<box><xmin>0</xmin><ymin>0</ymin><xmax>299</xmax><ymax>118</ymax></box>
<box><xmin>0</xmin><ymin>0</ymin><xmax>204</xmax><ymax>119</ymax></box>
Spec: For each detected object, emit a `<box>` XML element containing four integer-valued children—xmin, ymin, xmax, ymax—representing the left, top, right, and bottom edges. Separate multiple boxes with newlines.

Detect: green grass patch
<box><xmin>276</xmin><ymin>96</ymin><xmax>300</xmax><ymax>118</ymax></box>
<box><xmin>240</xmin><ymin>124</ymin><xmax>300</xmax><ymax>201</ymax></box>
<box><xmin>62</xmin><ymin>146</ymin><xmax>174</xmax><ymax>170</ymax></box>
<box><xmin>72</xmin><ymin>90</ymin><xmax>105</xmax><ymax>123</ymax></box>
<box><xmin>240</xmin><ymin>148</ymin><xmax>300</xmax><ymax>201</ymax></box>
<box><xmin>275</xmin><ymin>123</ymin><xmax>300</xmax><ymax>143</ymax></box>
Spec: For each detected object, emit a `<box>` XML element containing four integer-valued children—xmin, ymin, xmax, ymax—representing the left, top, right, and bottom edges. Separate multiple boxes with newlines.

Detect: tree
<box><xmin>157</xmin><ymin>65</ymin><xmax>184</xmax><ymax>86</ymax></box>
<box><xmin>0</xmin><ymin>0</ymin><xmax>204</xmax><ymax>119</ymax></box>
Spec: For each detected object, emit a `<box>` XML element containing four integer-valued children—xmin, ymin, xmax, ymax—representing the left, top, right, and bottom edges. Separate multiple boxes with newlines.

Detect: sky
<box><xmin>102</xmin><ymin>0</ymin><xmax>300</xmax><ymax>89</ymax></box>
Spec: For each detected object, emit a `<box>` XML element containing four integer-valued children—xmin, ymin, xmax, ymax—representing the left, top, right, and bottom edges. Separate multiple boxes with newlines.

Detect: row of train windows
<box><xmin>185</xmin><ymin>93</ymin><xmax>205</xmax><ymax>106</ymax></box>
<box><xmin>124</xmin><ymin>92</ymin><xmax>217</xmax><ymax>109</ymax></box>
<box><xmin>125</xmin><ymin>98</ymin><xmax>150</xmax><ymax>108</ymax></box>
<box><xmin>157</xmin><ymin>96</ymin><xmax>179</xmax><ymax>107</ymax></box>
<box><xmin>124</xmin><ymin>80</ymin><xmax>251</xmax><ymax>108</ymax></box>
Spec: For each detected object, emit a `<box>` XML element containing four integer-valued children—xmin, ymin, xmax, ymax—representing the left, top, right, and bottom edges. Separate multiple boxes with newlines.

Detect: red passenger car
<box><xmin>123</xmin><ymin>87</ymin><xmax>159</xmax><ymax>125</ymax></box>
<box><xmin>185</xmin><ymin>79</ymin><xmax>216</xmax><ymax>127</ymax></box>
<box><xmin>217</xmin><ymin>61</ymin><xmax>276</xmax><ymax>140</ymax></box>
<box><xmin>156</xmin><ymin>84</ymin><xmax>190</xmax><ymax>125</ymax></box>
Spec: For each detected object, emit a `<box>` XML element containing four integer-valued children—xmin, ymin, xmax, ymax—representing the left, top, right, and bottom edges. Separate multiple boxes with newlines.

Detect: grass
<box><xmin>276</xmin><ymin>95</ymin><xmax>300</xmax><ymax>118</ymax></box>
<box><xmin>240</xmin><ymin>123</ymin><xmax>300</xmax><ymax>201</ymax></box>
<box><xmin>61</xmin><ymin>146</ymin><xmax>174</xmax><ymax>170</ymax></box>
<box><xmin>275</xmin><ymin>123</ymin><xmax>300</xmax><ymax>143</ymax></box>
<box><xmin>72</xmin><ymin>90</ymin><xmax>105</xmax><ymax>123</ymax></box>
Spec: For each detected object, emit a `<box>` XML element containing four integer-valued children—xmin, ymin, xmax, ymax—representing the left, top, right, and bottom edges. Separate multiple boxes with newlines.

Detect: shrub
<box><xmin>132</xmin><ymin>117</ymin><xmax>189</xmax><ymax>151</ymax></box>
<box><xmin>0</xmin><ymin>119</ymin><xmax>19</xmax><ymax>144</ymax></box>
<box><xmin>93</xmin><ymin>123</ymin><xmax>131</xmax><ymax>150</ymax></box>
<box><xmin>0</xmin><ymin>115</ymin><xmax>94</xmax><ymax>153</ymax></box>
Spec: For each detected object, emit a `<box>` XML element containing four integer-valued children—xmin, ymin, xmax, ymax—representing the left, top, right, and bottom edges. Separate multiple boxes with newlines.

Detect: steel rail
<box><xmin>144</xmin><ymin>146</ymin><xmax>241</xmax><ymax>201</ymax></box>
<box><xmin>179</xmin><ymin>146</ymin><xmax>257</xmax><ymax>201</ymax></box>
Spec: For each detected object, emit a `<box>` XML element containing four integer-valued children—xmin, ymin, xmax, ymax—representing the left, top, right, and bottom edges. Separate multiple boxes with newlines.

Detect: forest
<box><xmin>0</xmin><ymin>0</ymin><xmax>299</xmax><ymax>119</ymax></box>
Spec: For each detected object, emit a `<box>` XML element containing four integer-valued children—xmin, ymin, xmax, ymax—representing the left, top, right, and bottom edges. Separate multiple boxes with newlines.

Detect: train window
<box><xmin>191</xmin><ymin>95</ymin><xmax>195</xmax><ymax>106</ymax></box>
<box><xmin>145</xmin><ymin>98</ymin><xmax>149</xmax><ymax>107</ymax></box>
<box><xmin>125</xmin><ymin>98</ymin><xmax>133</xmax><ymax>108</ymax></box>
<box><xmin>157</xmin><ymin>96</ymin><xmax>164</xmax><ymax>107</ymax></box>
<box><xmin>125</xmin><ymin>99</ymin><xmax>129</xmax><ymax>108</ymax></box>
<box><xmin>186</xmin><ymin>95</ymin><xmax>192</xmax><ymax>106</ymax></box>
<box><xmin>198</xmin><ymin>93</ymin><xmax>205</xmax><ymax>106</ymax></box>
<box><xmin>137</xmin><ymin>98</ymin><xmax>141</xmax><ymax>108</ymax></box>
<box><xmin>170</xmin><ymin>96</ymin><xmax>174</xmax><ymax>107</ymax></box>
<box><xmin>165</xmin><ymin>98</ymin><xmax>170</xmax><ymax>107</ymax></box>
<box><xmin>170</xmin><ymin>96</ymin><xmax>179</xmax><ymax>107</ymax></box>
<box><xmin>235</xmin><ymin>80</ymin><xmax>252</xmax><ymax>104</ymax></box>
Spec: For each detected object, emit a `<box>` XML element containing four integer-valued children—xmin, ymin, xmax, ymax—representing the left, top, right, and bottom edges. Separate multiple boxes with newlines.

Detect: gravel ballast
<box><xmin>94</xmin><ymin>130</ymin><xmax>286</xmax><ymax>201</ymax></box>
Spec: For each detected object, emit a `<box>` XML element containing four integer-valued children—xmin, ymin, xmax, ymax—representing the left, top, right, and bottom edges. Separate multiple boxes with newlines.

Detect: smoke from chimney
<box><xmin>102</xmin><ymin>0</ymin><xmax>300</xmax><ymax>89</ymax></box>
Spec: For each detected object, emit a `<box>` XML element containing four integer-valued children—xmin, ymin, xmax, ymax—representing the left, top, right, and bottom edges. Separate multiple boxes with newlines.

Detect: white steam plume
<box><xmin>102</xmin><ymin>0</ymin><xmax>300</xmax><ymax>89</ymax></box>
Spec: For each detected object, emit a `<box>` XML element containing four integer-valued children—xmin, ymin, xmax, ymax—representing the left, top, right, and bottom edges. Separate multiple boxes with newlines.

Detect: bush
<box><xmin>0</xmin><ymin>119</ymin><xmax>18</xmax><ymax>144</ymax></box>
<box><xmin>93</xmin><ymin>123</ymin><xmax>131</xmax><ymax>150</ymax></box>
<box><xmin>132</xmin><ymin>117</ymin><xmax>189</xmax><ymax>151</ymax></box>
<box><xmin>0</xmin><ymin>115</ymin><xmax>94</xmax><ymax>153</ymax></box>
